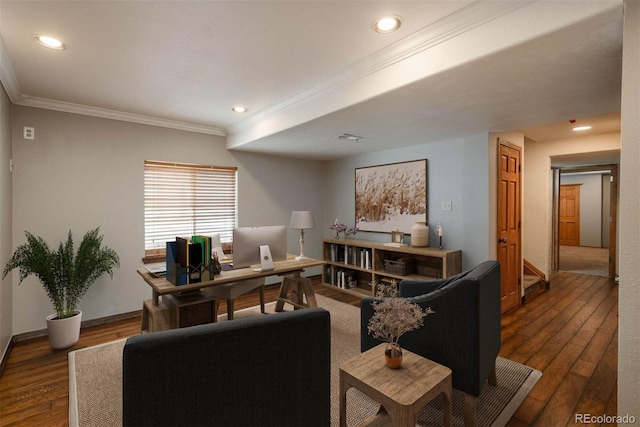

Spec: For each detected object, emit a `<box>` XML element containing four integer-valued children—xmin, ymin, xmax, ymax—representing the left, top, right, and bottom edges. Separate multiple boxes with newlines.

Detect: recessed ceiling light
<box><xmin>572</xmin><ymin>125</ymin><xmax>592</xmax><ymax>131</ymax></box>
<box><xmin>33</xmin><ymin>35</ymin><xmax>67</xmax><ymax>50</ymax></box>
<box><xmin>232</xmin><ymin>106</ymin><xmax>248</xmax><ymax>113</ymax></box>
<box><xmin>372</xmin><ymin>15</ymin><xmax>402</xmax><ymax>34</ymax></box>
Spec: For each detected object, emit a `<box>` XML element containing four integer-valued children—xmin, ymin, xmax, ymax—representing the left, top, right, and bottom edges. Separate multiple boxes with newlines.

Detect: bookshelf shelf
<box><xmin>321</xmin><ymin>238</ymin><xmax>462</xmax><ymax>297</ymax></box>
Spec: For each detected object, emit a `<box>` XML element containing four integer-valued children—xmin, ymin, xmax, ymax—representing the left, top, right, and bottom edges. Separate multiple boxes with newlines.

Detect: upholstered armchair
<box><xmin>361</xmin><ymin>260</ymin><xmax>501</xmax><ymax>426</ymax></box>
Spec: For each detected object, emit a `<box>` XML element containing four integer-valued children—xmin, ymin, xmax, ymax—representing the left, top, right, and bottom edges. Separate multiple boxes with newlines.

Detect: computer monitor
<box><xmin>232</xmin><ymin>225</ymin><xmax>287</xmax><ymax>268</ymax></box>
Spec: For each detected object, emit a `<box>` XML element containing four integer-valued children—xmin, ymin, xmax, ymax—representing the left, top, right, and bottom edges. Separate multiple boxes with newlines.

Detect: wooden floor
<box><xmin>0</xmin><ymin>271</ymin><xmax>617</xmax><ymax>426</ymax></box>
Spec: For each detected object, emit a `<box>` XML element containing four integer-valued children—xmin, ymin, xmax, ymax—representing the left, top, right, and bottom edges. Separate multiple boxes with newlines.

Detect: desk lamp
<box><xmin>289</xmin><ymin>211</ymin><xmax>315</xmax><ymax>261</ymax></box>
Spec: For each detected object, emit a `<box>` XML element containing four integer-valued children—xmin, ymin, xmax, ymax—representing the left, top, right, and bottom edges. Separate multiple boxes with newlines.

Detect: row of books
<box><xmin>327</xmin><ymin>244</ymin><xmax>372</xmax><ymax>270</ymax></box>
<box><xmin>325</xmin><ymin>266</ymin><xmax>360</xmax><ymax>289</ymax></box>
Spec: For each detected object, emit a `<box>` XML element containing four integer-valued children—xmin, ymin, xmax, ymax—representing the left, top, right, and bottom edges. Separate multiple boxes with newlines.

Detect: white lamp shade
<box><xmin>289</xmin><ymin>211</ymin><xmax>315</xmax><ymax>229</ymax></box>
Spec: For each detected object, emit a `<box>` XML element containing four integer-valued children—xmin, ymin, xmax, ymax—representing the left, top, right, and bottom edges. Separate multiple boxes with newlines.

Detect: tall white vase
<box><xmin>411</xmin><ymin>222</ymin><xmax>429</xmax><ymax>247</ymax></box>
<box><xmin>46</xmin><ymin>310</ymin><xmax>82</xmax><ymax>350</ymax></box>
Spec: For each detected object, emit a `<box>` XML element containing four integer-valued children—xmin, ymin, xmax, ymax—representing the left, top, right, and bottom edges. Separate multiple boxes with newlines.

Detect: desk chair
<box><xmin>208</xmin><ymin>278</ymin><xmax>266</xmax><ymax>320</ymax></box>
<box><xmin>204</xmin><ymin>233</ymin><xmax>266</xmax><ymax>320</ymax></box>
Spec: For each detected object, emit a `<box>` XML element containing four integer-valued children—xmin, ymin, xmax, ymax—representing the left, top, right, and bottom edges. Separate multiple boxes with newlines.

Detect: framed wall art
<box><xmin>355</xmin><ymin>159</ymin><xmax>427</xmax><ymax>234</ymax></box>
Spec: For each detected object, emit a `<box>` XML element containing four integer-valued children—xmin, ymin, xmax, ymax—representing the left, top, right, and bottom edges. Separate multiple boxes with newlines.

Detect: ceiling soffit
<box><xmin>226</xmin><ymin>1</ymin><xmax>622</xmax><ymax>152</ymax></box>
<box><xmin>226</xmin><ymin>1</ymin><xmax>532</xmax><ymax>146</ymax></box>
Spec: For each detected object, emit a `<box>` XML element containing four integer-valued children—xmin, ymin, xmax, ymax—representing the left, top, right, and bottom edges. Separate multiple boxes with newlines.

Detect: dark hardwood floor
<box><xmin>0</xmin><ymin>272</ymin><xmax>617</xmax><ymax>426</ymax></box>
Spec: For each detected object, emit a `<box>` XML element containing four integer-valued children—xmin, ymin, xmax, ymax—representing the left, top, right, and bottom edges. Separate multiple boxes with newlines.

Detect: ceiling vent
<box><xmin>335</xmin><ymin>133</ymin><xmax>363</xmax><ymax>143</ymax></box>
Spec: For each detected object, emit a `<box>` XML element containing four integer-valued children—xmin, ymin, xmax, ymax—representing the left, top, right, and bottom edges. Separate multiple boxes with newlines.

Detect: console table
<box><xmin>137</xmin><ymin>255</ymin><xmax>325</xmax><ymax>332</ymax></box>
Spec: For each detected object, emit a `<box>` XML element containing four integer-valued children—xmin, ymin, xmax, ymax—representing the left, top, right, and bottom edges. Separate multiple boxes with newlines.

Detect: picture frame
<box><xmin>391</xmin><ymin>231</ymin><xmax>405</xmax><ymax>244</ymax></box>
<box><xmin>355</xmin><ymin>159</ymin><xmax>427</xmax><ymax>233</ymax></box>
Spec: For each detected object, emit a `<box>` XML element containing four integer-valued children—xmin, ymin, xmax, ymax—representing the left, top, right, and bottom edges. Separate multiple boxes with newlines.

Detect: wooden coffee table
<box><xmin>339</xmin><ymin>344</ymin><xmax>452</xmax><ymax>427</ymax></box>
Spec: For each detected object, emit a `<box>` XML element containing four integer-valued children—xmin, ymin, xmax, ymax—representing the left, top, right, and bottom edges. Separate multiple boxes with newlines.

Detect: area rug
<box><xmin>69</xmin><ymin>294</ymin><xmax>541</xmax><ymax>427</ymax></box>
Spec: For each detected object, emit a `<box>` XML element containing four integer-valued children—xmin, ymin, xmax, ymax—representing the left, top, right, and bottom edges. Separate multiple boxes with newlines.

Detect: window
<box><xmin>144</xmin><ymin>160</ymin><xmax>237</xmax><ymax>262</ymax></box>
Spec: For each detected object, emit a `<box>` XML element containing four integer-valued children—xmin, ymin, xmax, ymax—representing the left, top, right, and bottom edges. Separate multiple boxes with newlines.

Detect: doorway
<box><xmin>497</xmin><ymin>139</ymin><xmax>521</xmax><ymax>314</ymax></box>
<box><xmin>552</xmin><ymin>165</ymin><xmax>618</xmax><ymax>278</ymax></box>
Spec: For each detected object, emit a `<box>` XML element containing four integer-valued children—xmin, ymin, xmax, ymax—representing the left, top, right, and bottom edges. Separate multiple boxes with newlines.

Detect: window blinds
<box><xmin>144</xmin><ymin>160</ymin><xmax>237</xmax><ymax>253</ymax></box>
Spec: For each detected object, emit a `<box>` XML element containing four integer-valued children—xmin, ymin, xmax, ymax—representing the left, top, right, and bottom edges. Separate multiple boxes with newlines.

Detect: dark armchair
<box><xmin>361</xmin><ymin>260</ymin><xmax>501</xmax><ymax>426</ymax></box>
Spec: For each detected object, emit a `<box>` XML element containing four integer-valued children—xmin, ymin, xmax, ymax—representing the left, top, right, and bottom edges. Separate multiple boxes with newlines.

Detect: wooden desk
<box><xmin>138</xmin><ymin>255</ymin><xmax>324</xmax><ymax>331</ymax></box>
<box><xmin>340</xmin><ymin>344</ymin><xmax>452</xmax><ymax>427</ymax></box>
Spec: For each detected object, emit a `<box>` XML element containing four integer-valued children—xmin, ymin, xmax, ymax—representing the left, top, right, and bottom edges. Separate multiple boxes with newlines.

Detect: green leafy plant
<box><xmin>2</xmin><ymin>227</ymin><xmax>120</xmax><ymax>319</ymax></box>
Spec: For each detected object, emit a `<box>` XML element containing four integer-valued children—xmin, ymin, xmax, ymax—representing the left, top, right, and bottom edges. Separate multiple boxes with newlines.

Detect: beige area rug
<box><xmin>559</xmin><ymin>245</ymin><xmax>610</xmax><ymax>277</ymax></box>
<box><xmin>69</xmin><ymin>294</ymin><xmax>541</xmax><ymax>427</ymax></box>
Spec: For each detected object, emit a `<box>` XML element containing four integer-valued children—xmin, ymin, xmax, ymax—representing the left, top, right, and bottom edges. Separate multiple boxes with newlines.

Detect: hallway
<box><xmin>559</xmin><ymin>245</ymin><xmax>609</xmax><ymax>277</ymax></box>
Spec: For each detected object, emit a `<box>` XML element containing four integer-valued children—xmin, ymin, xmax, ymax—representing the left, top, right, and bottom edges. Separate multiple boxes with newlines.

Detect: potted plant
<box><xmin>2</xmin><ymin>227</ymin><xmax>120</xmax><ymax>350</ymax></box>
<box><xmin>367</xmin><ymin>280</ymin><xmax>434</xmax><ymax>368</ymax></box>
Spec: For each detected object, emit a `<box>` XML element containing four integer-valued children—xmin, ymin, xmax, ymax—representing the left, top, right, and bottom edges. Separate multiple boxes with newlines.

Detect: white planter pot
<box><xmin>46</xmin><ymin>311</ymin><xmax>82</xmax><ymax>350</ymax></box>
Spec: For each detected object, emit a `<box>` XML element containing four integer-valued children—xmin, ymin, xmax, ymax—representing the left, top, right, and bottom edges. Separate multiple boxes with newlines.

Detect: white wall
<box><xmin>10</xmin><ymin>106</ymin><xmax>325</xmax><ymax>334</ymax></box>
<box><xmin>560</xmin><ymin>173</ymin><xmax>604</xmax><ymax>247</ymax></box>
<box><xmin>523</xmin><ymin>132</ymin><xmax>620</xmax><ymax>276</ymax></box>
<box><xmin>618</xmin><ymin>0</ymin><xmax>640</xmax><ymax>419</ymax></box>
<box><xmin>324</xmin><ymin>133</ymin><xmax>491</xmax><ymax>270</ymax></box>
<box><xmin>0</xmin><ymin>86</ymin><xmax>12</xmax><ymax>358</ymax></box>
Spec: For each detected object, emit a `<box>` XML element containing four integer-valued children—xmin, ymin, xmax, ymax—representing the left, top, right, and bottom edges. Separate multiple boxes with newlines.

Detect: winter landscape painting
<box><xmin>355</xmin><ymin>159</ymin><xmax>427</xmax><ymax>234</ymax></box>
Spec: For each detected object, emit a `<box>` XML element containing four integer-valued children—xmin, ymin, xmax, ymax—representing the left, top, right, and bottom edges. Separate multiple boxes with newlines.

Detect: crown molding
<box><xmin>227</xmin><ymin>1</ymin><xmax>532</xmax><ymax>137</ymax></box>
<box><xmin>16</xmin><ymin>96</ymin><xmax>226</xmax><ymax>136</ymax></box>
<box><xmin>0</xmin><ymin>36</ymin><xmax>24</xmax><ymax>104</ymax></box>
<box><xmin>1</xmin><ymin>36</ymin><xmax>225</xmax><ymax>136</ymax></box>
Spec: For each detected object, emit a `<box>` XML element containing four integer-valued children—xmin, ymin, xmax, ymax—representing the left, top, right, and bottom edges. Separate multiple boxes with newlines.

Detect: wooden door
<box><xmin>559</xmin><ymin>184</ymin><xmax>580</xmax><ymax>246</ymax></box>
<box><xmin>497</xmin><ymin>140</ymin><xmax>521</xmax><ymax>314</ymax></box>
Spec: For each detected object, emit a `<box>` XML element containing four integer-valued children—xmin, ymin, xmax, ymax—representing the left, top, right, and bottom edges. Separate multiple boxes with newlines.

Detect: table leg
<box><xmin>141</xmin><ymin>299</ymin><xmax>171</xmax><ymax>332</ymax></box>
<box><xmin>291</xmin><ymin>279</ymin><xmax>301</xmax><ymax>307</ymax></box>
<box><xmin>212</xmin><ymin>299</ymin><xmax>219</xmax><ymax>323</ymax></box>
<box><xmin>339</xmin><ymin>379</ymin><xmax>348</xmax><ymax>427</ymax></box>
<box><xmin>275</xmin><ymin>275</ymin><xmax>317</xmax><ymax>311</ymax></box>
<box><xmin>274</xmin><ymin>277</ymin><xmax>292</xmax><ymax>312</ymax></box>
<box><xmin>153</xmin><ymin>290</ymin><xmax>160</xmax><ymax>306</ymax></box>
<box><xmin>141</xmin><ymin>302</ymin><xmax>150</xmax><ymax>332</ymax></box>
<box><xmin>300</xmin><ymin>278</ymin><xmax>317</xmax><ymax>307</ymax></box>
<box><xmin>443</xmin><ymin>388</ymin><xmax>452</xmax><ymax>427</ymax></box>
<box><xmin>388</xmin><ymin>406</ymin><xmax>416</xmax><ymax>427</ymax></box>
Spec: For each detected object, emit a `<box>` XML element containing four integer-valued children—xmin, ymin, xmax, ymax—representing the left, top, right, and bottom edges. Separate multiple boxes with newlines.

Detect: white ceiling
<box><xmin>0</xmin><ymin>1</ymin><xmax>623</xmax><ymax>161</ymax></box>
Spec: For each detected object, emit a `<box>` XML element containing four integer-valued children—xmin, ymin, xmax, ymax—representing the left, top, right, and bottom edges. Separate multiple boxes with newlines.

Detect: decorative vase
<box><xmin>46</xmin><ymin>310</ymin><xmax>82</xmax><ymax>350</ymax></box>
<box><xmin>411</xmin><ymin>221</ymin><xmax>429</xmax><ymax>247</ymax></box>
<box><xmin>384</xmin><ymin>342</ymin><xmax>403</xmax><ymax>369</ymax></box>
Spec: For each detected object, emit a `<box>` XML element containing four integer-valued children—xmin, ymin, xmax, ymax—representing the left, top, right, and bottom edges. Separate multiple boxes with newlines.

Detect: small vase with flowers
<box><xmin>367</xmin><ymin>280</ymin><xmax>434</xmax><ymax>369</ymax></box>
